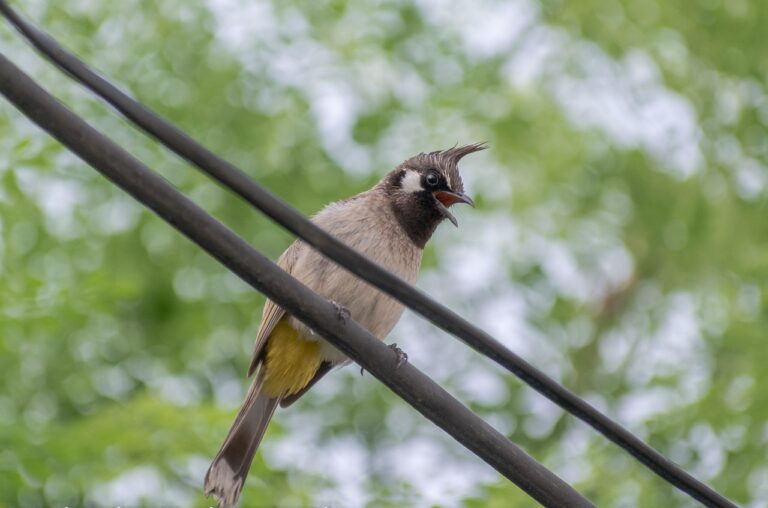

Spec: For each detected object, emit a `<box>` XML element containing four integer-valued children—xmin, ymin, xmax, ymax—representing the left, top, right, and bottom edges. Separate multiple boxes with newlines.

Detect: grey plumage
<box><xmin>283</xmin><ymin>190</ymin><xmax>425</xmax><ymax>363</ymax></box>
<box><xmin>204</xmin><ymin>144</ymin><xmax>484</xmax><ymax>507</ymax></box>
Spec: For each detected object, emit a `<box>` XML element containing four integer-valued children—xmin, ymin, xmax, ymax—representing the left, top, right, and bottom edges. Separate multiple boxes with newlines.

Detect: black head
<box><xmin>380</xmin><ymin>143</ymin><xmax>486</xmax><ymax>248</ymax></box>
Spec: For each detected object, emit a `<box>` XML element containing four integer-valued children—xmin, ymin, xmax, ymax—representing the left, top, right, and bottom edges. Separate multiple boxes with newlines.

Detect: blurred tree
<box><xmin>0</xmin><ymin>0</ymin><xmax>766</xmax><ymax>506</ymax></box>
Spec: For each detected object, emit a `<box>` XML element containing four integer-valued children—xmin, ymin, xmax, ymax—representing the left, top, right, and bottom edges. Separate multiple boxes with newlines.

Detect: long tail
<box><xmin>204</xmin><ymin>374</ymin><xmax>279</xmax><ymax>508</ymax></box>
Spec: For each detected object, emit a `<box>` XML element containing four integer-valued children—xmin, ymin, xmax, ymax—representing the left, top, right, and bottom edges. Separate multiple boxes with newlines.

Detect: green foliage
<box><xmin>1</xmin><ymin>0</ymin><xmax>766</xmax><ymax>506</ymax></box>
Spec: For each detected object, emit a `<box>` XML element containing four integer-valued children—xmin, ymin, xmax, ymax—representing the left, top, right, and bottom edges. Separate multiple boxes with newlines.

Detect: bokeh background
<box><xmin>1</xmin><ymin>0</ymin><xmax>766</xmax><ymax>506</ymax></box>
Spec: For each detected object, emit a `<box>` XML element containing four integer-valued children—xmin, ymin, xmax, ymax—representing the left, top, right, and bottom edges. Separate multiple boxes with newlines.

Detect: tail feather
<box><xmin>205</xmin><ymin>375</ymin><xmax>279</xmax><ymax>508</ymax></box>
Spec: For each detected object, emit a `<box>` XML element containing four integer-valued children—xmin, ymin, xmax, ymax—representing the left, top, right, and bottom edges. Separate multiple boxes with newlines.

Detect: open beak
<box><xmin>433</xmin><ymin>191</ymin><xmax>475</xmax><ymax>227</ymax></box>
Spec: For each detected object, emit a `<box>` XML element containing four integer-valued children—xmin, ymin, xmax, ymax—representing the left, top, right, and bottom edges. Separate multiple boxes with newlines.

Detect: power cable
<box><xmin>0</xmin><ymin>4</ymin><xmax>737</xmax><ymax>507</ymax></box>
<box><xmin>0</xmin><ymin>51</ymin><xmax>595</xmax><ymax>508</ymax></box>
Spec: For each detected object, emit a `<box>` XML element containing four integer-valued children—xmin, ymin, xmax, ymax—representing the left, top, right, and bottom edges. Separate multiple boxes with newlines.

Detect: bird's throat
<box><xmin>389</xmin><ymin>194</ymin><xmax>444</xmax><ymax>249</ymax></box>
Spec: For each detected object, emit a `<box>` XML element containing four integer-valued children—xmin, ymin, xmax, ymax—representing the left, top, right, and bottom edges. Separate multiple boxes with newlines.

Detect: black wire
<box><xmin>0</xmin><ymin>52</ymin><xmax>595</xmax><ymax>508</ymax></box>
<box><xmin>0</xmin><ymin>4</ymin><xmax>736</xmax><ymax>507</ymax></box>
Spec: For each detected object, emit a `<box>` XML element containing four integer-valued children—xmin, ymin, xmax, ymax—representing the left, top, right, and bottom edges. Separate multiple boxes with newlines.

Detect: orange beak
<box><xmin>432</xmin><ymin>191</ymin><xmax>475</xmax><ymax>226</ymax></box>
<box><xmin>433</xmin><ymin>191</ymin><xmax>475</xmax><ymax>207</ymax></box>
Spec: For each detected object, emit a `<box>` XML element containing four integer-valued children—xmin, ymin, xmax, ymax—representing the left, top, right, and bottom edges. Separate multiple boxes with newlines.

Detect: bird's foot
<box><xmin>330</xmin><ymin>300</ymin><xmax>351</xmax><ymax>324</ymax></box>
<box><xmin>388</xmin><ymin>343</ymin><xmax>408</xmax><ymax>369</ymax></box>
<box><xmin>360</xmin><ymin>365</ymin><xmax>365</xmax><ymax>376</ymax></box>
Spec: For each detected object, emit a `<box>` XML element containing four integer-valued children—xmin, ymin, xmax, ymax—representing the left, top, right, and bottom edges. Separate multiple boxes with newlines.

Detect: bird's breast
<box><xmin>286</xmin><ymin>212</ymin><xmax>422</xmax><ymax>364</ymax></box>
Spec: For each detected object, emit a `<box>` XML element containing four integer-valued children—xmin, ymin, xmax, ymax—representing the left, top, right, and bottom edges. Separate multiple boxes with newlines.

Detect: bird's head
<box><xmin>381</xmin><ymin>142</ymin><xmax>486</xmax><ymax>247</ymax></box>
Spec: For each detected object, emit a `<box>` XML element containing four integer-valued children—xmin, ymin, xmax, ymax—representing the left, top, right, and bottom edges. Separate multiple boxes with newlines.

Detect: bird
<box><xmin>204</xmin><ymin>143</ymin><xmax>485</xmax><ymax>507</ymax></box>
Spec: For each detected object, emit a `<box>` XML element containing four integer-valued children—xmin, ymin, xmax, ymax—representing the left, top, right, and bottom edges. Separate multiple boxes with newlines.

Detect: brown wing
<box><xmin>247</xmin><ymin>241</ymin><xmax>301</xmax><ymax>377</ymax></box>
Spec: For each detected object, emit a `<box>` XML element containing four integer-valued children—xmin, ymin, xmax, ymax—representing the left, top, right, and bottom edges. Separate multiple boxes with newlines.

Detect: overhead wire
<box><xmin>0</xmin><ymin>3</ymin><xmax>736</xmax><ymax>507</ymax></box>
<box><xmin>0</xmin><ymin>51</ymin><xmax>597</xmax><ymax>508</ymax></box>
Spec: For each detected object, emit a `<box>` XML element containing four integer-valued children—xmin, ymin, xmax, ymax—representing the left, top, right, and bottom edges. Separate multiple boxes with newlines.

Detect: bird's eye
<box><xmin>425</xmin><ymin>171</ymin><xmax>440</xmax><ymax>187</ymax></box>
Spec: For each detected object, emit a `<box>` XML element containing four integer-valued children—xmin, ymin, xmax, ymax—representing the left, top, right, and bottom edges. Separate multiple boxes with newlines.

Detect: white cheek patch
<box><xmin>401</xmin><ymin>170</ymin><xmax>423</xmax><ymax>193</ymax></box>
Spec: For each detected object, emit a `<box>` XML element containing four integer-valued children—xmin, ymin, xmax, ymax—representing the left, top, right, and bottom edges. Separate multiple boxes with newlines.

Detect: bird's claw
<box><xmin>388</xmin><ymin>343</ymin><xmax>408</xmax><ymax>369</ymax></box>
<box><xmin>331</xmin><ymin>300</ymin><xmax>351</xmax><ymax>324</ymax></box>
<box><xmin>361</xmin><ymin>344</ymin><xmax>407</xmax><ymax>374</ymax></box>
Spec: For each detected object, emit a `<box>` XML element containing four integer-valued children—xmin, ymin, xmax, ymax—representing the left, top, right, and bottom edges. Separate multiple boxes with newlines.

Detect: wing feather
<box><xmin>247</xmin><ymin>241</ymin><xmax>301</xmax><ymax>377</ymax></box>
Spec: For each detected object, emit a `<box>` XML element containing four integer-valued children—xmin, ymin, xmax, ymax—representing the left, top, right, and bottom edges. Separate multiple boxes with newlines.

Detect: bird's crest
<box><xmin>407</xmin><ymin>142</ymin><xmax>486</xmax><ymax>193</ymax></box>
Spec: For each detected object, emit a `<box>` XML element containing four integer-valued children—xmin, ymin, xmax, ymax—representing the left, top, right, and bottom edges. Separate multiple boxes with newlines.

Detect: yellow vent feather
<box><xmin>261</xmin><ymin>320</ymin><xmax>322</xmax><ymax>398</ymax></box>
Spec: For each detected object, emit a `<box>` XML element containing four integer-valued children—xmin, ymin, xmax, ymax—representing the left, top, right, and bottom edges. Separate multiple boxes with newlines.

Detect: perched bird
<box><xmin>204</xmin><ymin>143</ymin><xmax>485</xmax><ymax>507</ymax></box>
